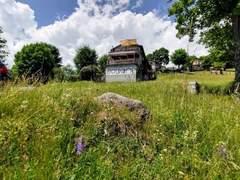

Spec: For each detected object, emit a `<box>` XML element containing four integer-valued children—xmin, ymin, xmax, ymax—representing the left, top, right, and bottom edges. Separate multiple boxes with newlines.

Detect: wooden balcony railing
<box><xmin>108</xmin><ymin>58</ymin><xmax>137</xmax><ymax>65</ymax></box>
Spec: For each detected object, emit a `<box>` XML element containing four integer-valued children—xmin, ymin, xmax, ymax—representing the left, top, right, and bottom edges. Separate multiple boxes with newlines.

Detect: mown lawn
<box><xmin>1</xmin><ymin>71</ymin><xmax>240</xmax><ymax>179</ymax></box>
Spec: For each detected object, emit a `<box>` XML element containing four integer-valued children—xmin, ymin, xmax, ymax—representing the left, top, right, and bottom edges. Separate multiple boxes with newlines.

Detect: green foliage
<box><xmin>98</xmin><ymin>55</ymin><xmax>108</xmax><ymax>73</ymax></box>
<box><xmin>199</xmin><ymin>55</ymin><xmax>212</xmax><ymax>70</ymax></box>
<box><xmin>169</xmin><ymin>0</ymin><xmax>240</xmax><ymax>80</ymax></box>
<box><xmin>213</xmin><ymin>61</ymin><xmax>225</xmax><ymax>69</ymax></box>
<box><xmin>169</xmin><ymin>0</ymin><xmax>239</xmax><ymax>40</ymax></box>
<box><xmin>233</xmin><ymin>1</ymin><xmax>240</xmax><ymax>15</ymax></box>
<box><xmin>201</xmin><ymin>21</ymin><xmax>235</xmax><ymax>68</ymax></box>
<box><xmin>187</xmin><ymin>55</ymin><xmax>197</xmax><ymax>64</ymax></box>
<box><xmin>147</xmin><ymin>47</ymin><xmax>169</xmax><ymax>66</ymax></box>
<box><xmin>53</xmin><ymin>65</ymin><xmax>78</xmax><ymax>82</ymax></box>
<box><xmin>185</xmin><ymin>55</ymin><xmax>197</xmax><ymax>70</ymax></box>
<box><xmin>74</xmin><ymin>46</ymin><xmax>97</xmax><ymax>71</ymax></box>
<box><xmin>171</xmin><ymin>49</ymin><xmax>189</xmax><ymax>67</ymax></box>
<box><xmin>146</xmin><ymin>53</ymin><xmax>154</xmax><ymax>61</ymax></box>
<box><xmin>0</xmin><ymin>27</ymin><xmax>8</xmax><ymax>62</ymax></box>
<box><xmin>1</xmin><ymin>72</ymin><xmax>240</xmax><ymax>178</ymax></box>
<box><xmin>14</xmin><ymin>42</ymin><xmax>61</xmax><ymax>81</ymax></box>
<box><xmin>52</xmin><ymin>67</ymin><xmax>64</xmax><ymax>82</ymax></box>
<box><xmin>80</xmin><ymin>65</ymin><xmax>102</xmax><ymax>81</ymax></box>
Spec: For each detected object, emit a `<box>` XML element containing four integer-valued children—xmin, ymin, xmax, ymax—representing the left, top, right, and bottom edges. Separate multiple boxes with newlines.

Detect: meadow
<box><xmin>1</xmin><ymin>71</ymin><xmax>240</xmax><ymax>179</ymax></box>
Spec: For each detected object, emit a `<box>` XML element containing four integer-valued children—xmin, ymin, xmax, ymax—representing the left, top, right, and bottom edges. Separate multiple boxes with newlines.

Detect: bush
<box><xmin>53</xmin><ymin>66</ymin><xmax>79</xmax><ymax>82</ymax></box>
<box><xmin>213</xmin><ymin>61</ymin><xmax>225</xmax><ymax>69</ymax></box>
<box><xmin>14</xmin><ymin>42</ymin><xmax>61</xmax><ymax>82</ymax></box>
<box><xmin>74</xmin><ymin>46</ymin><xmax>97</xmax><ymax>72</ymax></box>
<box><xmin>80</xmin><ymin>65</ymin><xmax>102</xmax><ymax>81</ymax></box>
<box><xmin>98</xmin><ymin>55</ymin><xmax>108</xmax><ymax>73</ymax></box>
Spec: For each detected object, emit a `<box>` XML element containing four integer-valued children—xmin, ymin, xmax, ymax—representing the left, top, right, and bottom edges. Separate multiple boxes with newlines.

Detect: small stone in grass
<box><xmin>187</xmin><ymin>81</ymin><xmax>200</xmax><ymax>94</ymax></box>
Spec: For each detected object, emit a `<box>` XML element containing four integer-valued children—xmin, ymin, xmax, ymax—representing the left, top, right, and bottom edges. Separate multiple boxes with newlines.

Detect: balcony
<box><xmin>108</xmin><ymin>58</ymin><xmax>137</xmax><ymax>65</ymax></box>
<box><xmin>108</xmin><ymin>51</ymin><xmax>140</xmax><ymax>65</ymax></box>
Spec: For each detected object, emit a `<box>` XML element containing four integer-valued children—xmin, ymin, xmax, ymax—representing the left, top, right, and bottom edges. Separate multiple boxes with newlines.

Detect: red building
<box><xmin>0</xmin><ymin>62</ymin><xmax>8</xmax><ymax>81</ymax></box>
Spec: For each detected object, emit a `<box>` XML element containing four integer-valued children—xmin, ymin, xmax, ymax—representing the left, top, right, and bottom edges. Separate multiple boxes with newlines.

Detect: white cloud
<box><xmin>0</xmin><ymin>0</ymin><xmax>208</xmax><ymax>67</ymax></box>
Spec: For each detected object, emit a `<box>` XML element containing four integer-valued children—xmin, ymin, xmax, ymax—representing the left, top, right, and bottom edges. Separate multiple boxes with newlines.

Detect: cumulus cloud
<box><xmin>0</xmin><ymin>0</ymin><xmax>208</xmax><ymax>67</ymax></box>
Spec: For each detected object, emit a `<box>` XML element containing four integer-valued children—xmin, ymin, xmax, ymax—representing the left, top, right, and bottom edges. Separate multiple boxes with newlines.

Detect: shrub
<box><xmin>74</xmin><ymin>46</ymin><xmax>97</xmax><ymax>72</ymax></box>
<box><xmin>14</xmin><ymin>42</ymin><xmax>61</xmax><ymax>82</ymax></box>
<box><xmin>98</xmin><ymin>55</ymin><xmax>108</xmax><ymax>73</ymax></box>
<box><xmin>80</xmin><ymin>65</ymin><xmax>102</xmax><ymax>81</ymax></box>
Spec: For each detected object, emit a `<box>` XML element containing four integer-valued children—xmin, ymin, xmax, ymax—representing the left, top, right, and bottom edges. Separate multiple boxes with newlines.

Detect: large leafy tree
<box><xmin>171</xmin><ymin>49</ymin><xmax>189</xmax><ymax>68</ymax></box>
<box><xmin>147</xmin><ymin>47</ymin><xmax>170</xmax><ymax>66</ymax></box>
<box><xmin>201</xmin><ymin>21</ymin><xmax>235</xmax><ymax>68</ymax></box>
<box><xmin>14</xmin><ymin>42</ymin><xmax>61</xmax><ymax>81</ymax></box>
<box><xmin>0</xmin><ymin>27</ymin><xmax>8</xmax><ymax>63</ymax></box>
<box><xmin>74</xmin><ymin>46</ymin><xmax>97</xmax><ymax>72</ymax></box>
<box><xmin>169</xmin><ymin>0</ymin><xmax>240</xmax><ymax>82</ymax></box>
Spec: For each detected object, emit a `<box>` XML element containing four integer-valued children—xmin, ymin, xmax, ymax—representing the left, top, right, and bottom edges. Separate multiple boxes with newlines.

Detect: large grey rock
<box><xmin>187</xmin><ymin>81</ymin><xmax>200</xmax><ymax>94</ymax></box>
<box><xmin>95</xmin><ymin>92</ymin><xmax>150</xmax><ymax>122</ymax></box>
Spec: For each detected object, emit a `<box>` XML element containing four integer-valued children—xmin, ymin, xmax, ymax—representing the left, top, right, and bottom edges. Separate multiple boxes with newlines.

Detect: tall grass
<box><xmin>0</xmin><ymin>71</ymin><xmax>240</xmax><ymax>179</ymax></box>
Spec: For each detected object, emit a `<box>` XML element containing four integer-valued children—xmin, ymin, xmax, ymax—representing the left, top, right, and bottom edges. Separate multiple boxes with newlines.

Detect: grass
<box><xmin>1</xmin><ymin>71</ymin><xmax>240</xmax><ymax>179</ymax></box>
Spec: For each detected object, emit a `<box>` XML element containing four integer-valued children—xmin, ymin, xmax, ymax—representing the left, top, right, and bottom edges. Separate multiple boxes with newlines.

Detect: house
<box><xmin>106</xmin><ymin>39</ymin><xmax>155</xmax><ymax>82</ymax></box>
<box><xmin>192</xmin><ymin>59</ymin><xmax>203</xmax><ymax>71</ymax></box>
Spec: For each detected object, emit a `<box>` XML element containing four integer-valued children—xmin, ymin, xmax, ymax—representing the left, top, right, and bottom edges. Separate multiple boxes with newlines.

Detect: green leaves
<box><xmin>171</xmin><ymin>49</ymin><xmax>189</xmax><ymax>66</ymax></box>
<box><xmin>233</xmin><ymin>1</ymin><xmax>240</xmax><ymax>15</ymax></box>
<box><xmin>169</xmin><ymin>0</ymin><xmax>239</xmax><ymax>38</ymax></box>
<box><xmin>98</xmin><ymin>55</ymin><xmax>108</xmax><ymax>72</ymax></box>
<box><xmin>74</xmin><ymin>46</ymin><xmax>97</xmax><ymax>71</ymax></box>
<box><xmin>147</xmin><ymin>47</ymin><xmax>169</xmax><ymax>66</ymax></box>
<box><xmin>14</xmin><ymin>42</ymin><xmax>62</xmax><ymax>81</ymax></box>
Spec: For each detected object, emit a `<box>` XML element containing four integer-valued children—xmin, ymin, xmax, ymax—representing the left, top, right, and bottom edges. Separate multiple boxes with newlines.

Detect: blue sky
<box><xmin>17</xmin><ymin>0</ymin><xmax>172</xmax><ymax>27</ymax></box>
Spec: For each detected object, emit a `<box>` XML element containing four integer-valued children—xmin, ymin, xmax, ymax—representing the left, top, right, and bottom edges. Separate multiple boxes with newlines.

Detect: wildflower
<box><xmin>75</xmin><ymin>137</ymin><xmax>86</xmax><ymax>155</ymax></box>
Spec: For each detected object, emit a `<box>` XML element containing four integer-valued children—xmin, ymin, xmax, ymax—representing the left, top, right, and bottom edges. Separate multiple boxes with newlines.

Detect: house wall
<box><xmin>105</xmin><ymin>64</ymin><xmax>138</xmax><ymax>82</ymax></box>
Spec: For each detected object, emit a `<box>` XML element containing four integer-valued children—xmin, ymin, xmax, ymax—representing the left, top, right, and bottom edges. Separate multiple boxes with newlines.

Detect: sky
<box><xmin>0</xmin><ymin>0</ymin><xmax>208</xmax><ymax>67</ymax></box>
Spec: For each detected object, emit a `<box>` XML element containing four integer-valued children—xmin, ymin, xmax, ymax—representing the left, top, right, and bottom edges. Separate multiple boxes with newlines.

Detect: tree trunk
<box><xmin>233</xmin><ymin>15</ymin><xmax>240</xmax><ymax>82</ymax></box>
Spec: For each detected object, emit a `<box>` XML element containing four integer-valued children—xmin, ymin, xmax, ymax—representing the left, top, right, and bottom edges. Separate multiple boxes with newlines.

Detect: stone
<box><xmin>187</xmin><ymin>81</ymin><xmax>200</xmax><ymax>94</ymax></box>
<box><xmin>95</xmin><ymin>92</ymin><xmax>150</xmax><ymax>122</ymax></box>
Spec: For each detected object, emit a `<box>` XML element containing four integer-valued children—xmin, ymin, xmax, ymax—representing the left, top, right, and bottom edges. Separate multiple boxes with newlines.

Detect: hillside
<box><xmin>1</xmin><ymin>72</ymin><xmax>240</xmax><ymax>179</ymax></box>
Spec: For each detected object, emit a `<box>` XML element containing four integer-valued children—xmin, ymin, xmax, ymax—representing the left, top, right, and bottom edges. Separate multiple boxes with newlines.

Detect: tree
<box><xmin>53</xmin><ymin>65</ymin><xmax>78</xmax><ymax>82</ymax></box>
<box><xmin>74</xmin><ymin>46</ymin><xmax>97</xmax><ymax>72</ymax></box>
<box><xmin>80</xmin><ymin>65</ymin><xmax>102</xmax><ymax>81</ymax></box>
<box><xmin>14</xmin><ymin>42</ymin><xmax>61</xmax><ymax>81</ymax></box>
<box><xmin>98</xmin><ymin>55</ymin><xmax>108</xmax><ymax>73</ymax></box>
<box><xmin>153</xmin><ymin>47</ymin><xmax>170</xmax><ymax>65</ymax></box>
<box><xmin>0</xmin><ymin>27</ymin><xmax>8</xmax><ymax>63</ymax></box>
<box><xmin>169</xmin><ymin>0</ymin><xmax>240</xmax><ymax>83</ymax></box>
<box><xmin>199</xmin><ymin>55</ymin><xmax>212</xmax><ymax>70</ymax></box>
<box><xmin>146</xmin><ymin>54</ymin><xmax>154</xmax><ymax>61</ymax></box>
<box><xmin>171</xmin><ymin>49</ymin><xmax>189</xmax><ymax>68</ymax></box>
<box><xmin>201</xmin><ymin>22</ymin><xmax>235</xmax><ymax>69</ymax></box>
<box><xmin>146</xmin><ymin>47</ymin><xmax>169</xmax><ymax>67</ymax></box>
<box><xmin>62</xmin><ymin>65</ymin><xmax>78</xmax><ymax>81</ymax></box>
